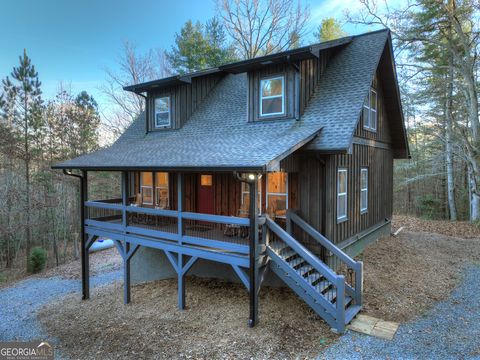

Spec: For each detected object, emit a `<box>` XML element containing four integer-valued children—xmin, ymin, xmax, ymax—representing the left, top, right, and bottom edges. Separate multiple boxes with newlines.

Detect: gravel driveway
<box><xmin>1</xmin><ymin>265</ymin><xmax>479</xmax><ymax>359</ymax></box>
<box><xmin>320</xmin><ymin>265</ymin><xmax>480</xmax><ymax>360</ymax></box>
<box><xmin>0</xmin><ymin>270</ymin><xmax>121</xmax><ymax>342</ymax></box>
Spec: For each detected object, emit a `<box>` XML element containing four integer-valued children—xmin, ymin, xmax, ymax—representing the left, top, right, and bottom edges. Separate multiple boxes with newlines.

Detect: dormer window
<box><xmin>260</xmin><ymin>76</ymin><xmax>285</xmax><ymax>117</ymax></box>
<box><xmin>155</xmin><ymin>96</ymin><xmax>171</xmax><ymax>128</ymax></box>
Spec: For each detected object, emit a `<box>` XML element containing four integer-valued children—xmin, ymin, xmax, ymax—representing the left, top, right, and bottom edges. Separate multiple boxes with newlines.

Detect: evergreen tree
<box><xmin>314</xmin><ymin>18</ymin><xmax>347</xmax><ymax>42</ymax></box>
<box><xmin>0</xmin><ymin>49</ymin><xmax>44</xmax><ymax>262</ymax></box>
<box><xmin>72</xmin><ymin>91</ymin><xmax>100</xmax><ymax>156</ymax></box>
<box><xmin>167</xmin><ymin>18</ymin><xmax>237</xmax><ymax>74</ymax></box>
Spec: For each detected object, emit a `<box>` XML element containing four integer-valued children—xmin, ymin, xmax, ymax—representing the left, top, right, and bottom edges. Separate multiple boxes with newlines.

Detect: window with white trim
<box><xmin>363</xmin><ymin>88</ymin><xmax>377</xmax><ymax>131</ymax></box>
<box><xmin>139</xmin><ymin>172</ymin><xmax>169</xmax><ymax>208</ymax></box>
<box><xmin>267</xmin><ymin>172</ymin><xmax>288</xmax><ymax>218</ymax></box>
<box><xmin>241</xmin><ymin>179</ymin><xmax>262</xmax><ymax>215</ymax></box>
<box><xmin>140</xmin><ymin>172</ymin><xmax>153</xmax><ymax>205</ymax></box>
<box><xmin>360</xmin><ymin>168</ymin><xmax>368</xmax><ymax>213</ymax></box>
<box><xmin>260</xmin><ymin>76</ymin><xmax>285</xmax><ymax>117</ymax></box>
<box><xmin>154</xmin><ymin>96</ymin><xmax>171</xmax><ymax>128</ymax></box>
<box><xmin>337</xmin><ymin>169</ymin><xmax>348</xmax><ymax>221</ymax></box>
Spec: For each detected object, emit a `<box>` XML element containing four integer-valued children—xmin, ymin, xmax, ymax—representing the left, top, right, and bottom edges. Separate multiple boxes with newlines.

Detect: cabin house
<box><xmin>53</xmin><ymin>28</ymin><xmax>409</xmax><ymax>333</ymax></box>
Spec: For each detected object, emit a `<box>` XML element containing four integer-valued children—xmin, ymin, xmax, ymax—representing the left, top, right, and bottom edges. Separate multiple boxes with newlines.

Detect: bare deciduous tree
<box><xmin>217</xmin><ymin>0</ymin><xmax>310</xmax><ymax>59</ymax></box>
<box><xmin>101</xmin><ymin>41</ymin><xmax>172</xmax><ymax>141</ymax></box>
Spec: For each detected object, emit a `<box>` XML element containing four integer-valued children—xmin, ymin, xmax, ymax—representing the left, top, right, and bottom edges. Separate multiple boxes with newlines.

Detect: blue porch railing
<box><xmin>84</xmin><ymin>200</ymin><xmax>251</xmax><ymax>255</ymax></box>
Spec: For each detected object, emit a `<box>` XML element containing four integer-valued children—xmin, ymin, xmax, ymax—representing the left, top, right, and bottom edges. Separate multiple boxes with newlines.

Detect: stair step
<box><xmin>279</xmin><ymin>248</ymin><xmax>296</xmax><ymax>261</ymax></box>
<box><xmin>306</xmin><ymin>272</ymin><xmax>322</xmax><ymax>285</ymax></box>
<box><xmin>345</xmin><ymin>304</ymin><xmax>361</xmax><ymax>324</ymax></box>
<box><xmin>323</xmin><ymin>288</ymin><xmax>338</xmax><ymax>303</ymax></box>
<box><xmin>315</xmin><ymin>280</ymin><xmax>331</xmax><ymax>293</ymax></box>
<box><xmin>288</xmin><ymin>257</ymin><xmax>304</xmax><ymax>268</ymax></box>
<box><xmin>297</xmin><ymin>265</ymin><xmax>314</xmax><ymax>277</ymax></box>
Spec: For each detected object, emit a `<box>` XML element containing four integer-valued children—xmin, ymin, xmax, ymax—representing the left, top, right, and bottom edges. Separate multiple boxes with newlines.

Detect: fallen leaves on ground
<box><xmin>38</xmin><ymin>277</ymin><xmax>337</xmax><ymax>359</ymax></box>
<box><xmin>37</xmin><ymin>218</ymin><xmax>480</xmax><ymax>359</ymax></box>
<box><xmin>392</xmin><ymin>215</ymin><xmax>480</xmax><ymax>239</ymax></box>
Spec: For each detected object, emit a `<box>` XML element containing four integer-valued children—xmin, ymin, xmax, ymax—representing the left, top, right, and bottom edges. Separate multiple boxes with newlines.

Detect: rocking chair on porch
<box><xmin>223</xmin><ymin>203</ymin><xmax>249</xmax><ymax>238</ymax></box>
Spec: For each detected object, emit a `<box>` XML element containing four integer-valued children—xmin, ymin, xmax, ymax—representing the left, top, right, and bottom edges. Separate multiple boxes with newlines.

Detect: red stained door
<box><xmin>198</xmin><ymin>175</ymin><xmax>214</xmax><ymax>214</ymax></box>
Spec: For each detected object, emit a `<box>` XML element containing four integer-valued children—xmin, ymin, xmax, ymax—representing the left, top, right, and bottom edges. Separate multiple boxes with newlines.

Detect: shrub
<box><xmin>27</xmin><ymin>247</ymin><xmax>47</xmax><ymax>274</ymax></box>
<box><xmin>0</xmin><ymin>272</ymin><xmax>5</xmax><ymax>283</ymax></box>
<box><xmin>415</xmin><ymin>194</ymin><xmax>443</xmax><ymax>220</ymax></box>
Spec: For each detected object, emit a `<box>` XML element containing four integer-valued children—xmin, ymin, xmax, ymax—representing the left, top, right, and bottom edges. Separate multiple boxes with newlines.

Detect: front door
<box><xmin>198</xmin><ymin>174</ymin><xmax>214</xmax><ymax>214</ymax></box>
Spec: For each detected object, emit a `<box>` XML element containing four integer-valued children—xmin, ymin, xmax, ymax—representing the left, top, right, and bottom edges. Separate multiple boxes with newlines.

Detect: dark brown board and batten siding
<box><xmin>354</xmin><ymin>72</ymin><xmax>392</xmax><ymax>144</ymax></box>
<box><xmin>147</xmin><ymin>72</ymin><xmax>224</xmax><ymax>131</ymax></box>
<box><xmin>247</xmin><ymin>49</ymin><xmax>332</xmax><ymax>122</ymax></box>
<box><xmin>322</xmin><ymin>145</ymin><xmax>393</xmax><ymax>245</ymax></box>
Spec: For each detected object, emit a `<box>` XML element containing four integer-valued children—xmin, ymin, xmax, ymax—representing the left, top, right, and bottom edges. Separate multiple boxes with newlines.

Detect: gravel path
<box><xmin>0</xmin><ymin>270</ymin><xmax>122</xmax><ymax>342</ymax></box>
<box><xmin>320</xmin><ymin>265</ymin><xmax>480</xmax><ymax>360</ymax></box>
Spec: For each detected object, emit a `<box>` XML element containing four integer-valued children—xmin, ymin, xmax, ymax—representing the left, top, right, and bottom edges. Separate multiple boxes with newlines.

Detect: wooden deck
<box><xmin>84</xmin><ymin>200</ymin><xmax>252</xmax><ymax>269</ymax></box>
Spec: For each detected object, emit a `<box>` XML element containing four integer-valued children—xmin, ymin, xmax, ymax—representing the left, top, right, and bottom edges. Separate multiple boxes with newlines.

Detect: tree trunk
<box><xmin>445</xmin><ymin>57</ymin><xmax>457</xmax><ymax>220</ymax></box>
<box><xmin>24</xmin><ymin>95</ymin><xmax>31</xmax><ymax>265</ymax></box>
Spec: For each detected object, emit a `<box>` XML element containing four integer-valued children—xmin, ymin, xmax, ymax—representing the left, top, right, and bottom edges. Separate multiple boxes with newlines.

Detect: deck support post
<box><xmin>81</xmin><ymin>170</ymin><xmax>89</xmax><ymax>300</ymax></box>
<box><xmin>124</xmin><ymin>241</ymin><xmax>131</xmax><ymax>304</ymax></box>
<box><xmin>177</xmin><ymin>172</ymin><xmax>185</xmax><ymax>309</ymax></box>
<box><xmin>178</xmin><ymin>253</ymin><xmax>185</xmax><ymax>309</ymax></box>
<box><xmin>121</xmin><ymin>171</ymin><xmax>132</xmax><ymax>305</ymax></box>
<box><xmin>247</xmin><ymin>174</ymin><xmax>260</xmax><ymax>327</ymax></box>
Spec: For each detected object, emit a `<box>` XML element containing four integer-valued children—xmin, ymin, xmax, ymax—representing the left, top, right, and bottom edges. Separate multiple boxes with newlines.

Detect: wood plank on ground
<box><xmin>348</xmin><ymin>314</ymin><xmax>399</xmax><ymax>340</ymax></box>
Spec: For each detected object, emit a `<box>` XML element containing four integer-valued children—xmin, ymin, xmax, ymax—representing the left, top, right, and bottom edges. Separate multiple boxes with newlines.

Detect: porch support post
<box><xmin>124</xmin><ymin>241</ymin><xmax>131</xmax><ymax>304</ymax></box>
<box><xmin>121</xmin><ymin>171</ymin><xmax>131</xmax><ymax>304</ymax></box>
<box><xmin>178</xmin><ymin>253</ymin><xmax>185</xmax><ymax>309</ymax></box>
<box><xmin>177</xmin><ymin>172</ymin><xmax>185</xmax><ymax>309</ymax></box>
<box><xmin>81</xmin><ymin>170</ymin><xmax>89</xmax><ymax>300</ymax></box>
<box><xmin>248</xmin><ymin>174</ymin><xmax>259</xmax><ymax>327</ymax></box>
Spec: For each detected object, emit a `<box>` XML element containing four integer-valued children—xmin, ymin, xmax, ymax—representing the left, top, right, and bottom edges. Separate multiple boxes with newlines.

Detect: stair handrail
<box><xmin>265</xmin><ymin>216</ymin><xmax>340</xmax><ymax>284</ymax></box>
<box><xmin>286</xmin><ymin>210</ymin><xmax>360</xmax><ymax>271</ymax></box>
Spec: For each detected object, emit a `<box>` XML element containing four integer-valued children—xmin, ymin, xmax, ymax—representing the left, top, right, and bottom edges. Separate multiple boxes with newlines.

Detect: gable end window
<box><xmin>154</xmin><ymin>96</ymin><xmax>171</xmax><ymax>128</ymax></box>
<box><xmin>260</xmin><ymin>76</ymin><xmax>285</xmax><ymax>117</ymax></box>
<box><xmin>363</xmin><ymin>88</ymin><xmax>377</xmax><ymax>131</ymax></box>
<box><xmin>337</xmin><ymin>168</ymin><xmax>348</xmax><ymax>222</ymax></box>
<box><xmin>360</xmin><ymin>168</ymin><xmax>368</xmax><ymax>213</ymax></box>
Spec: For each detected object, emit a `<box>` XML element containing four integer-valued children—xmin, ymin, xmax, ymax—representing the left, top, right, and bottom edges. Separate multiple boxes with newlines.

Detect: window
<box><xmin>260</xmin><ymin>76</ymin><xmax>285</xmax><ymax>117</ymax></box>
<box><xmin>267</xmin><ymin>172</ymin><xmax>288</xmax><ymax>218</ymax></box>
<box><xmin>363</xmin><ymin>88</ymin><xmax>377</xmax><ymax>131</ymax></box>
<box><xmin>140</xmin><ymin>172</ymin><xmax>169</xmax><ymax>208</ymax></box>
<box><xmin>337</xmin><ymin>169</ymin><xmax>348</xmax><ymax>222</ymax></box>
<box><xmin>241</xmin><ymin>179</ymin><xmax>262</xmax><ymax>215</ymax></box>
<box><xmin>200</xmin><ymin>175</ymin><xmax>212</xmax><ymax>186</ymax></box>
<box><xmin>154</xmin><ymin>96</ymin><xmax>171</xmax><ymax>128</ymax></box>
<box><xmin>155</xmin><ymin>172</ymin><xmax>169</xmax><ymax>209</ymax></box>
<box><xmin>360</xmin><ymin>168</ymin><xmax>368</xmax><ymax>213</ymax></box>
<box><xmin>140</xmin><ymin>172</ymin><xmax>153</xmax><ymax>205</ymax></box>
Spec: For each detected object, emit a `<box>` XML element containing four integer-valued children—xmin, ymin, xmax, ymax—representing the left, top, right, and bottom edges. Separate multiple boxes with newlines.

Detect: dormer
<box><xmin>246</xmin><ymin>64</ymin><xmax>297</xmax><ymax>122</ymax></box>
<box><xmin>123</xmin><ymin>36</ymin><xmax>353</xmax><ymax>131</ymax></box>
<box><xmin>124</xmin><ymin>69</ymin><xmax>224</xmax><ymax>132</ymax></box>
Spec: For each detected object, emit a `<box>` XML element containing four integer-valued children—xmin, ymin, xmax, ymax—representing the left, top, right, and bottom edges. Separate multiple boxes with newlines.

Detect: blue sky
<box><xmin>0</xmin><ymin>0</ymin><xmax>384</xmax><ymax>112</ymax></box>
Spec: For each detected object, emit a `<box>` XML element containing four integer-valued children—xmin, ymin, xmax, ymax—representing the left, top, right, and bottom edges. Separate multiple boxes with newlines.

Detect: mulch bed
<box><xmin>37</xmin><ymin>217</ymin><xmax>480</xmax><ymax>359</ymax></box>
<box><xmin>38</xmin><ymin>278</ymin><xmax>337</xmax><ymax>359</ymax></box>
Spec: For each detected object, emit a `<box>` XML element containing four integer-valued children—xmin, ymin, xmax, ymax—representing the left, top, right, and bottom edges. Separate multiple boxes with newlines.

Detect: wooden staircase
<box><xmin>264</xmin><ymin>214</ymin><xmax>363</xmax><ymax>333</ymax></box>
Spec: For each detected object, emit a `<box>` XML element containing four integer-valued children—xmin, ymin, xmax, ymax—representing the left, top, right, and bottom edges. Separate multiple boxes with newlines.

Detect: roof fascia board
<box><xmin>344</xmin><ymin>30</ymin><xmax>390</xmax><ymax>153</ymax></box>
<box><xmin>265</xmin><ymin>129</ymin><xmax>322</xmax><ymax>171</ymax></box>
<box><xmin>52</xmin><ymin>164</ymin><xmax>266</xmax><ymax>173</ymax></box>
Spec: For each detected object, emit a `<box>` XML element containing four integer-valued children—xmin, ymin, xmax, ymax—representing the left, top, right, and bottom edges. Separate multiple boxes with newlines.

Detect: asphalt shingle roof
<box><xmin>54</xmin><ymin>29</ymin><xmax>393</xmax><ymax>171</ymax></box>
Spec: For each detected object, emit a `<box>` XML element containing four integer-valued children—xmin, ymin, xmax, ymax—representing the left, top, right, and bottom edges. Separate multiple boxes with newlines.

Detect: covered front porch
<box><xmin>75</xmin><ymin>169</ymin><xmax>276</xmax><ymax>327</ymax></box>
